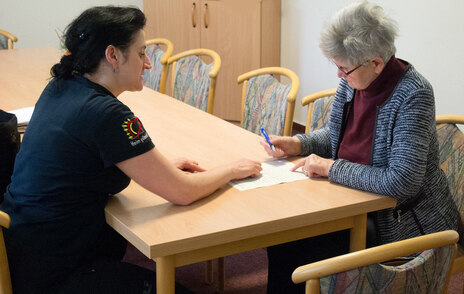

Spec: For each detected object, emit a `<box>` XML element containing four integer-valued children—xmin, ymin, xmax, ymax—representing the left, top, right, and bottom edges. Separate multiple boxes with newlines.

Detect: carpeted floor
<box><xmin>123</xmin><ymin>243</ymin><xmax>463</xmax><ymax>293</ymax></box>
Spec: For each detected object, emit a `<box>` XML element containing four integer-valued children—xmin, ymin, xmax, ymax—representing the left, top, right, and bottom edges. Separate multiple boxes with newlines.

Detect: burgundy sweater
<box><xmin>338</xmin><ymin>56</ymin><xmax>407</xmax><ymax>164</ymax></box>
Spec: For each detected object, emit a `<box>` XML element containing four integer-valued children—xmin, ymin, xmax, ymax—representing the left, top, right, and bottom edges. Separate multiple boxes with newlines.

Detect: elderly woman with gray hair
<box><xmin>261</xmin><ymin>1</ymin><xmax>459</xmax><ymax>293</ymax></box>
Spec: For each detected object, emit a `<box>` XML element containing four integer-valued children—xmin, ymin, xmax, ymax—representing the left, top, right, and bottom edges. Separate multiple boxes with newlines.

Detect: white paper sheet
<box><xmin>229</xmin><ymin>159</ymin><xmax>307</xmax><ymax>191</ymax></box>
<box><xmin>8</xmin><ymin>106</ymin><xmax>34</xmax><ymax>126</ymax></box>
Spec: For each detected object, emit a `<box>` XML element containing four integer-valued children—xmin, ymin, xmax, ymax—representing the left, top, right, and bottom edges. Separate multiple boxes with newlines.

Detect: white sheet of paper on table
<box><xmin>229</xmin><ymin>159</ymin><xmax>307</xmax><ymax>191</ymax></box>
<box><xmin>8</xmin><ymin>106</ymin><xmax>35</xmax><ymax>126</ymax></box>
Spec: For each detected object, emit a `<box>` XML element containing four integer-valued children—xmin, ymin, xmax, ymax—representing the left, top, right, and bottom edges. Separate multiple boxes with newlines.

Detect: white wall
<box><xmin>282</xmin><ymin>0</ymin><xmax>464</xmax><ymax>125</ymax></box>
<box><xmin>0</xmin><ymin>0</ymin><xmax>143</xmax><ymax>49</ymax></box>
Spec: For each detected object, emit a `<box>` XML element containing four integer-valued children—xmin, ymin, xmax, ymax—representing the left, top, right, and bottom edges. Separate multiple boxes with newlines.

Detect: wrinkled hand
<box><xmin>259</xmin><ymin>135</ymin><xmax>302</xmax><ymax>158</ymax></box>
<box><xmin>291</xmin><ymin>154</ymin><xmax>334</xmax><ymax>178</ymax></box>
<box><xmin>230</xmin><ymin>159</ymin><xmax>262</xmax><ymax>180</ymax></box>
<box><xmin>172</xmin><ymin>157</ymin><xmax>205</xmax><ymax>173</ymax></box>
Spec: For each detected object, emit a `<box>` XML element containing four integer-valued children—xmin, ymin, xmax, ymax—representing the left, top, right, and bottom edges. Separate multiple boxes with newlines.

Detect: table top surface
<box><xmin>111</xmin><ymin>89</ymin><xmax>395</xmax><ymax>259</ymax></box>
<box><xmin>0</xmin><ymin>47</ymin><xmax>396</xmax><ymax>260</ymax></box>
<box><xmin>0</xmin><ymin>47</ymin><xmax>62</xmax><ymax>110</ymax></box>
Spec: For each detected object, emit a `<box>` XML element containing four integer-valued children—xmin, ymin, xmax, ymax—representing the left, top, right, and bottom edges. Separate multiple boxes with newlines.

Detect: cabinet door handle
<box><xmin>204</xmin><ymin>3</ymin><xmax>209</xmax><ymax>29</ymax></box>
<box><xmin>192</xmin><ymin>2</ymin><xmax>197</xmax><ymax>28</ymax></box>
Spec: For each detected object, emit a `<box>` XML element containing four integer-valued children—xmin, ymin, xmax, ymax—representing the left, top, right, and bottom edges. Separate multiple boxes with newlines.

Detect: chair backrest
<box><xmin>301</xmin><ymin>88</ymin><xmax>337</xmax><ymax>134</ymax></box>
<box><xmin>0</xmin><ymin>29</ymin><xmax>18</xmax><ymax>50</ymax></box>
<box><xmin>292</xmin><ymin>230</ymin><xmax>459</xmax><ymax>294</ymax></box>
<box><xmin>167</xmin><ymin>48</ymin><xmax>221</xmax><ymax>114</ymax></box>
<box><xmin>436</xmin><ymin>115</ymin><xmax>464</xmax><ymax>244</ymax></box>
<box><xmin>237</xmin><ymin>67</ymin><xmax>299</xmax><ymax>137</ymax></box>
<box><xmin>0</xmin><ymin>211</ymin><xmax>12</xmax><ymax>294</ymax></box>
<box><xmin>143</xmin><ymin>38</ymin><xmax>174</xmax><ymax>94</ymax></box>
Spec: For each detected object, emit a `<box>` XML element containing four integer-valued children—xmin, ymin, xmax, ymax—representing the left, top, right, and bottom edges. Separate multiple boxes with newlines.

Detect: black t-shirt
<box><xmin>1</xmin><ymin>75</ymin><xmax>154</xmax><ymax>290</ymax></box>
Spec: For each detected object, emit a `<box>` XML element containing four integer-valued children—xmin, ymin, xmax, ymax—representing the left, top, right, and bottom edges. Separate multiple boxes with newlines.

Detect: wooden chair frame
<box><xmin>436</xmin><ymin>114</ymin><xmax>464</xmax><ymax>126</ymax></box>
<box><xmin>436</xmin><ymin>114</ymin><xmax>464</xmax><ymax>277</ymax></box>
<box><xmin>0</xmin><ymin>29</ymin><xmax>18</xmax><ymax>50</ymax></box>
<box><xmin>167</xmin><ymin>48</ymin><xmax>221</xmax><ymax>114</ymax></box>
<box><xmin>292</xmin><ymin>230</ymin><xmax>459</xmax><ymax>294</ymax></box>
<box><xmin>0</xmin><ymin>211</ymin><xmax>12</xmax><ymax>294</ymax></box>
<box><xmin>237</xmin><ymin>67</ymin><xmax>299</xmax><ymax>137</ymax></box>
<box><xmin>145</xmin><ymin>38</ymin><xmax>174</xmax><ymax>94</ymax></box>
<box><xmin>301</xmin><ymin>88</ymin><xmax>337</xmax><ymax>133</ymax></box>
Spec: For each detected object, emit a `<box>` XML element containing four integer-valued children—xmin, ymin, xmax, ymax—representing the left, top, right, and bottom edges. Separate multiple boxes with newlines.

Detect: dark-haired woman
<box><xmin>0</xmin><ymin>6</ymin><xmax>261</xmax><ymax>294</ymax></box>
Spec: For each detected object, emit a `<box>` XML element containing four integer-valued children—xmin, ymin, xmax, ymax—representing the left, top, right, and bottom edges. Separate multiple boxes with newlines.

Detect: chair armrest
<box><xmin>292</xmin><ymin>230</ymin><xmax>458</xmax><ymax>284</ymax></box>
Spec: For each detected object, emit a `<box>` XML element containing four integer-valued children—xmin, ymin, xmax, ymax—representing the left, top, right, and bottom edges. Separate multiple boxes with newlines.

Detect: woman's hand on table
<box><xmin>172</xmin><ymin>157</ymin><xmax>205</xmax><ymax>173</ymax></box>
<box><xmin>229</xmin><ymin>159</ymin><xmax>262</xmax><ymax>180</ymax></box>
<box><xmin>291</xmin><ymin>154</ymin><xmax>334</xmax><ymax>178</ymax></box>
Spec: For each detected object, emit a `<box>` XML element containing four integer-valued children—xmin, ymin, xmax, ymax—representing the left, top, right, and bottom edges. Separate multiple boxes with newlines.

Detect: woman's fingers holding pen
<box><xmin>260</xmin><ymin>135</ymin><xmax>302</xmax><ymax>157</ymax></box>
<box><xmin>231</xmin><ymin>159</ymin><xmax>262</xmax><ymax>180</ymax></box>
<box><xmin>260</xmin><ymin>139</ymin><xmax>285</xmax><ymax>157</ymax></box>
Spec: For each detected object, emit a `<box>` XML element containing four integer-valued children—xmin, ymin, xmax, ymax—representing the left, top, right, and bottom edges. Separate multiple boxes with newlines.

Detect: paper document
<box><xmin>229</xmin><ymin>159</ymin><xmax>307</xmax><ymax>191</ymax></box>
<box><xmin>8</xmin><ymin>106</ymin><xmax>34</xmax><ymax>132</ymax></box>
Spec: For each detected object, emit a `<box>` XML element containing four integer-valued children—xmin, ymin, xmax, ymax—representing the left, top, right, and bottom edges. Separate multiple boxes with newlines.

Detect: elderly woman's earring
<box><xmin>113</xmin><ymin>67</ymin><xmax>118</xmax><ymax>74</ymax></box>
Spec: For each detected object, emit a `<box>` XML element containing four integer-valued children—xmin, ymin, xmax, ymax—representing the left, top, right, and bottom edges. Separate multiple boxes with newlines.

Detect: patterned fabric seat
<box><xmin>320</xmin><ymin>246</ymin><xmax>455</xmax><ymax>294</ymax></box>
<box><xmin>238</xmin><ymin>67</ymin><xmax>299</xmax><ymax>136</ymax></box>
<box><xmin>0</xmin><ymin>35</ymin><xmax>7</xmax><ymax>49</ymax></box>
<box><xmin>168</xmin><ymin>48</ymin><xmax>221</xmax><ymax>114</ymax></box>
<box><xmin>143</xmin><ymin>44</ymin><xmax>165</xmax><ymax>91</ymax></box>
<box><xmin>142</xmin><ymin>38</ymin><xmax>173</xmax><ymax>94</ymax></box>
<box><xmin>301</xmin><ymin>88</ymin><xmax>337</xmax><ymax>133</ymax></box>
<box><xmin>291</xmin><ymin>230</ymin><xmax>458</xmax><ymax>294</ymax></box>
<box><xmin>435</xmin><ymin>115</ymin><xmax>464</xmax><ymax>274</ymax></box>
<box><xmin>0</xmin><ymin>29</ymin><xmax>18</xmax><ymax>50</ymax></box>
<box><xmin>172</xmin><ymin>55</ymin><xmax>213</xmax><ymax>112</ymax></box>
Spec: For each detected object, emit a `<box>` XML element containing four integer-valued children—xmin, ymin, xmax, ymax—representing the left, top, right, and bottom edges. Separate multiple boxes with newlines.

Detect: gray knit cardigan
<box><xmin>296</xmin><ymin>64</ymin><xmax>459</xmax><ymax>244</ymax></box>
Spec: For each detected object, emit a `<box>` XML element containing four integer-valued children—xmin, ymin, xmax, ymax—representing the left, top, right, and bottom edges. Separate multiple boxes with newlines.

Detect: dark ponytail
<box><xmin>51</xmin><ymin>54</ymin><xmax>75</xmax><ymax>80</ymax></box>
<box><xmin>51</xmin><ymin>6</ymin><xmax>146</xmax><ymax>79</ymax></box>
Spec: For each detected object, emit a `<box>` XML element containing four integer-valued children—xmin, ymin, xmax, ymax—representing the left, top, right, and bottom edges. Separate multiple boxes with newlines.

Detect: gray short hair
<box><xmin>319</xmin><ymin>1</ymin><xmax>398</xmax><ymax>66</ymax></box>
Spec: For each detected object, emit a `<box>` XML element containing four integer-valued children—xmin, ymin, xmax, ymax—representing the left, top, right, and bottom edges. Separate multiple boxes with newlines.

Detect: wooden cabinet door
<box><xmin>199</xmin><ymin>0</ymin><xmax>262</xmax><ymax>120</ymax></box>
<box><xmin>145</xmin><ymin>0</ymin><xmax>201</xmax><ymax>52</ymax></box>
<box><xmin>144</xmin><ymin>0</ymin><xmax>280</xmax><ymax>120</ymax></box>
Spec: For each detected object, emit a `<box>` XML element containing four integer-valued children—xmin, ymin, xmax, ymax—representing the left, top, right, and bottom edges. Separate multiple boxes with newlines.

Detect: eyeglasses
<box><xmin>334</xmin><ymin>62</ymin><xmax>363</xmax><ymax>76</ymax></box>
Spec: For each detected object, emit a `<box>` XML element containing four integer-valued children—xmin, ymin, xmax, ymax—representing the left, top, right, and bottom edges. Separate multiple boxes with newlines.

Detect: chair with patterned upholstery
<box><xmin>237</xmin><ymin>67</ymin><xmax>299</xmax><ymax>137</ymax></box>
<box><xmin>302</xmin><ymin>88</ymin><xmax>337</xmax><ymax>133</ymax></box>
<box><xmin>436</xmin><ymin>115</ymin><xmax>464</xmax><ymax>277</ymax></box>
<box><xmin>0</xmin><ymin>29</ymin><xmax>18</xmax><ymax>50</ymax></box>
<box><xmin>292</xmin><ymin>230</ymin><xmax>458</xmax><ymax>294</ymax></box>
<box><xmin>167</xmin><ymin>48</ymin><xmax>220</xmax><ymax>115</ymax></box>
<box><xmin>143</xmin><ymin>38</ymin><xmax>173</xmax><ymax>94</ymax></box>
<box><xmin>0</xmin><ymin>211</ymin><xmax>12</xmax><ymax>294</ymax></box>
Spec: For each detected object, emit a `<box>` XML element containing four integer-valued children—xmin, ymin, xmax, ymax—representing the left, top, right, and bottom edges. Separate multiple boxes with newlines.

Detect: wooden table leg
<box><xmin>205</xmin><ymin>260</ymin><xmax>214</xmax><ymax>284</ymax></box>
<box><xmin>217</xmin><ymin>257</ymin><xmax>225</xmax><ymax>293</ymax></box>
<box><xmin>156</xmin><ymin>256</ymin><xmax>175</xmax><ymax>294</ymax></box>
<box><xmin>349</xmin><ymin>214</ymin><xmax>367</xmax><ymax>252</ymax></box>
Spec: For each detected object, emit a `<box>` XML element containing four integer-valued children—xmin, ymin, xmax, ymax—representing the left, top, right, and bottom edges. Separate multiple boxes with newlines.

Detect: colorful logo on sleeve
<box><xmin>122</xmin><ymin>116</ymin><xmax>149</xmax><ymax>146</ymax></box>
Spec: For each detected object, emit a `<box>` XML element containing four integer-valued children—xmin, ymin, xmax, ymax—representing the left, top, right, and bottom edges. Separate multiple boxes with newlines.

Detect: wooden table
<box><xmin>0</xmin><ymin>47</ymin><xmax>396</xmax><ymax>294</ymax></box>
<box><xmin>0</xmin><ymin>47</ymin><xmax>62</xmax><ymax>110</ymax></box>
<box><xmin>112</xmin><ymin>90</ymin><xmax>396</xmax><ymax>293</ymax></box>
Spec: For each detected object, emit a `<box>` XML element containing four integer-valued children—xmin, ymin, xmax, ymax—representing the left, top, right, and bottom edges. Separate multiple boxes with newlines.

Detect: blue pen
<box><xmin>260</xmin><ymin>128</ymin><xmax>276</xmax><ymax>151</ymax></box>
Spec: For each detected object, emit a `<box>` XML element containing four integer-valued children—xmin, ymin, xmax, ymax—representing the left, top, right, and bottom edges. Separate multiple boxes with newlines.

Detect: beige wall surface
<box><xmin>281</xmin><ymin>0</ymin><xmax>464</xmax><ymax>126</ymax></box>
<box><xmin>2</xmin><ymin>0</ymin><xmax>462</xmax><ymax>127</ymax></box>
<box><xmin>0</xmin><ymin>0</ymin><xmax>143</xmax><ymax>49</ymax></box>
